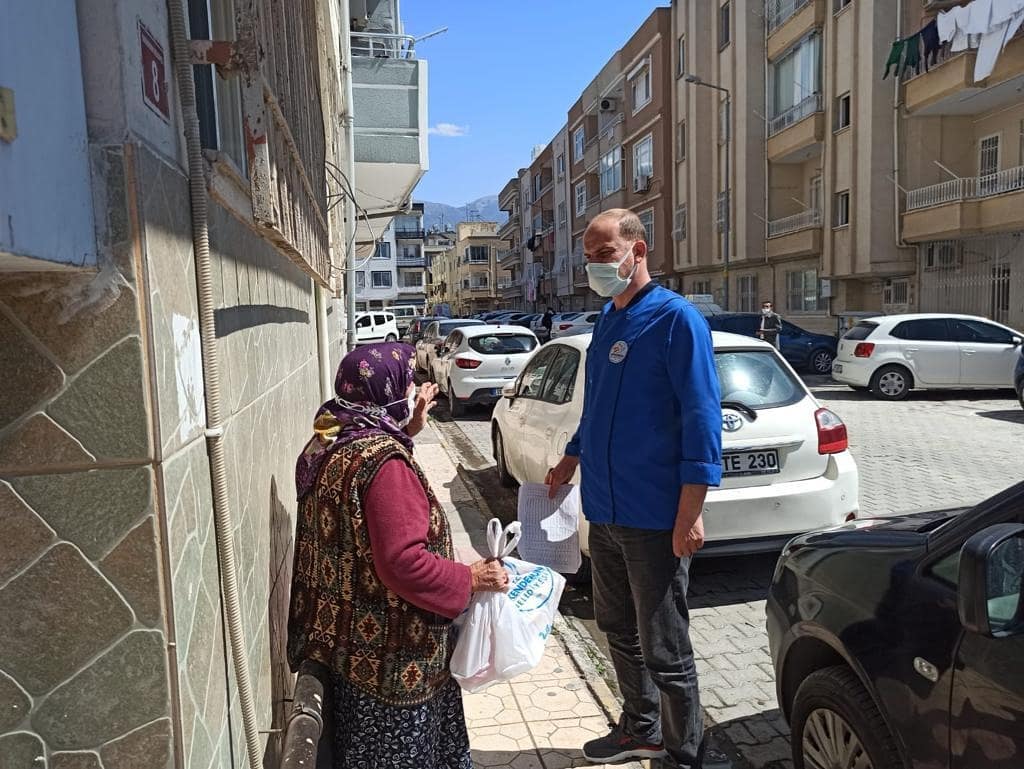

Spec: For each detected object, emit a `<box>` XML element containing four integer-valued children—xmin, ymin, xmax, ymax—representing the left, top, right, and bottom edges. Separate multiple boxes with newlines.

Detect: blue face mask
<box><xmin>586</xmin><ymin>246</ymin><xmax>637</xmax><ymax>297</ymax></box>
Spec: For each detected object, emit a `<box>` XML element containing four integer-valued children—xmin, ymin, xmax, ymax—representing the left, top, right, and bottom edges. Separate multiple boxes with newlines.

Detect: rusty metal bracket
<box><xmin>189</xmin><ymin>39</ymin><xmax>244</xmax><ymax>74</ymax></box>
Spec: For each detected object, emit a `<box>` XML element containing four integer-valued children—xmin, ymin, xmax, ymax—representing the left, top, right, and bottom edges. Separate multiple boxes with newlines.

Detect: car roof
<box><xmin>462</xmin><ymin>323</ymin><xmax>538</xmax><ymax>338</ymax></box>
<box><xmin>861</xmin><ymin>313</ymin><xmax>1004</xmax><ymax>325</ymax></box>
<box><xmin>549</xmin><ymin>330</ymin><xmax>776</xmax><ymax>352</ymax></box>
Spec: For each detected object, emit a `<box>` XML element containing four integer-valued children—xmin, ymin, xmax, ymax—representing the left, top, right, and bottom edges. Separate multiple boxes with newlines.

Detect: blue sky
<box><xmin>401</xmin><ymin>1</ymin><xmax>666</xmax><ymax>206</ymax></box>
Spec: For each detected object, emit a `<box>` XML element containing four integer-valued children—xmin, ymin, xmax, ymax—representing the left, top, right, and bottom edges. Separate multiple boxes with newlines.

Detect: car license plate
<box><xmin>832</xmin><ymin>363</ymin><xmax>843</xmax><ymax>373</ymax></box>
<box><xmin>722</xmin><ymin>450</ymin><xmax>780</xmax><ymax>477</ymax></box>
<box><xmin>490</xmin><ymin>388</ymin><xmax>502</xmax><ymax>397</ymax></box>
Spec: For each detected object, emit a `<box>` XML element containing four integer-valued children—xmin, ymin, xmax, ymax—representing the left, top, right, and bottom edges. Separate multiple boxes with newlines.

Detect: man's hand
<box><xmin>544</xmin><ymin>455</ymin><xmax>580</xmax><ymax>498</ymax></box>
<box><xmin>404</xmin><ymin>382</ymin><xmax>438</xmax><ymax>437</ymax></box>
<box><xmin>673</xmin><ymin>514</ymin><xmax>705</xmax><ymax>558</ymax></box>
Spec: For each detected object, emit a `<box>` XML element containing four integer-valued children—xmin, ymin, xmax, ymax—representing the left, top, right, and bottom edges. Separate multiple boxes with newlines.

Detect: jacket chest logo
<box><xmin>609</xmin><ymin>341</ymin><xmax>629</xmax><ymax>364</ymax></box>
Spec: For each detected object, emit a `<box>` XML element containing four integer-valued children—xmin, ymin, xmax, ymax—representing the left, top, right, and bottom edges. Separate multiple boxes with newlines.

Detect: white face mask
<box><xmin>586</xmin><ymin>246</ymin><xmax>637</xmax><ymax>297</ymax></box>
<box><xmin>762</xmin><ymin>307</ymin><xmax>772</xmax><ymax>316</ymax></box>
<box><xmin>386</xmin><ymin>388</ymin><xmax>417</xmax><ymax>428</ymax></box>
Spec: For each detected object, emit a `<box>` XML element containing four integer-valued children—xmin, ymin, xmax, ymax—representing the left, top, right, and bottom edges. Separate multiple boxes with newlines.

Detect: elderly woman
<box><xmin>288</xmin><ymin>343</ymin><xmax>506</xmax><ymax>768</ymax></box>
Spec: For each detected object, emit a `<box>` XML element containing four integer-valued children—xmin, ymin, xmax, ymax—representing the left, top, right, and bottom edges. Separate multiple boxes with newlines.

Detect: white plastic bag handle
<box><xmin>486</xmin><ymin>518</ymin><xmax>521</xmax><ymax>559</ymax></box>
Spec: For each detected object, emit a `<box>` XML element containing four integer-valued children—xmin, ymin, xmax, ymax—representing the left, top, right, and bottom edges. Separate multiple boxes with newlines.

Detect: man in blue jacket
<box><xmin>546</xmin><ymin>209</ymin><xmax>722</xmax><ymax>769</ymax></box>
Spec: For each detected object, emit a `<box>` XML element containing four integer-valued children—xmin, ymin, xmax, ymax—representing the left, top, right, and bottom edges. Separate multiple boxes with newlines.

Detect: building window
<box><xmin>677</xmin><ymin>35</ymin><xmax>686</xmax><ymax>76</ymax></box>
<box><xmin>718</xmin><ymin>99</ymin><xmax>730</xmax><ymax>145</ymax></box>
<box><xmin>401</xmin><ymin>272</ymin><xmax>423</xmax><ymax>289</ymax></box>
<box><xmin>191</xmin><ymin>0</ymin><xmax>246</xmax><ymax>174</ymax></box>
<box><xmin>575</xmin><ymin>182</ymin><xmax>587</xmax><ymax>216</ymax></box>
<box><xmin>631</xmin><ymin>64</ymin><xmax>652</xmax><ymax>112</ymax></box>
<box><xmin>835</xmin><ymin>92</ymin><xmax>851</xmax><ymax>131</ymax></box>
<box><xmin>355</xmin><ymin>271</ymin><xmax>366</xmax><ymax>289</ymax></box>
<box><xmin>715</xmin><ymin>191</ymin><xmax>729</xmax><ymax>233</ymax></box>
<box><xmin>556</xmin><ymin>153</ymin><xmax>565</xmax><ymax>177</ymax></box>
<box><xmin>769</xmin><ymin>33</ymin><xmax>821</xmax><ymax>127</ymax></box>
<box><xmin>533</xmin><ymin>213</ymin><xmax>543</xmax><ymax>234</ymax></box>
<box><xmin>673</xmin><ymin>204</ymin><xmax>687</xmax><ymax>241</ymax></box>
<box><xmin>883</xmin><ymin>278</ymin><xmax>909</xmax><ymax>307</ymax></box>
<box><xmin>809</xmin><ymin>175</ymin><xmax>823</xmax><ymax>213</ymax></box>
<box><xmin>692</xmin><ymin>280</ymin><xmax>712</xmax><ymax>296</ymax></box>
<box><xmin>600</xmin><ymin>146</ymin><xmax>623</xmax><ymax>197</ymax></box>
<box><xmin>738</xmin><ymin>275</ymin><xmax>758</xmax><ymax>312</ymax></box>
<box><xmin>834</xmin><ymin>190</ymin><xmax>850</xmax><ymax>227</ymax></box>
<box><xmin>834</xmin><ymin>0</ymin><xmax>852</xmax><ymax>11</ymax></box>
<box><xmin>638</xmin><ymin>209</ymin><xmax>654</xmax><ymax>249</ymax></box>
<box><xmin>573</xmin><ymin>127</ymin><xmax>585</xmax><ymax>163</ymax></box>
<box><xmin>719</xmin><ymin>2</ymin><xmax>731</xmax><ymax>49</ymax></box>
<box><xmin>557</xmin><ymin>202</ymin><xmax>567</xmax><ymax>226</ymax></box>
<box><xmin>677</xmin><ymin>121</ymin><xmax>686</xmax><ymax>162</ymax></box>
<box><xmin>373</xmin><ymin>241</ymin><xmax>392</xmax><ymax>259</ymax></box>
<box><xmin>786</xmin><ymin>269</ymin><xmax>820</xmax><ymax>312</ymax></box>
<box><xmin>979</xmin><ymin>134</ymin><xmax>1000</xmax><ymax>177</ymax></box>
<box><xmin>633</xmin><ymin>135</ymin><xmax>654</xmax><ymax>185</ymax></box>
<box><xmin>400</xmin><ymin>245</ymin><xmax>421</xmax><ymax>259</ymax></box>
<box><xmin>371</xmin><ymin>270</ymin><xmax>393</xmax><ymax>288</ymax></box>
<box><xmin>467</xmin><ymin>245</ymin><xmax>489</xmax><ymax>262</ymax></box>
<box><xmin>923</xmin><ymin>240</ymin><xmax>961</xmax><ymax>270</ymax></box>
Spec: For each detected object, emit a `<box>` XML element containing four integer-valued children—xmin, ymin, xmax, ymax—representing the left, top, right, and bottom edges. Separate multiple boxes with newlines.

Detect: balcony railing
<box><xmin>397</xmin><ymin>254</ymin><xmax>425</xmax><ymax>266</ymax></box>
<box><xmin>906</xmin><ymin>166</ymin><xmax>1024</xmax><ymax>211</ymax></box>
<box><xmin>351</xmin><ymin>32</ymin><xmax>417</xmax><ymax>59</ymax></box>
<box><xmin>768</xmin><ymin>208</ymin><xmax>821</xmax><ymax>237</ymax></box>
<box><xmin>599</xmin><ymin>113</ymin><xmax>625</xmax><ymax>141</ymax></box>
<box><xmin>768</xmin><ymin>93</ymin><xmax>822</xmax><ymax>137</ymax></box>
<box><xmin>395</xmin><ymin>228</ymin><xmax>425</xmax><ymax>239</ymax></box>
<box><xmin>766</xmin><ymin>0</ymin><xmax>812</xmax><ymax>34</ymax></box>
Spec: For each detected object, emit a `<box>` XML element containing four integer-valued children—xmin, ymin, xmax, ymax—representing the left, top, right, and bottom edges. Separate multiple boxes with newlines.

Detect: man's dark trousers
<box><xmin>590</xmin><ymin>523</ymin><xmax>703</xmax><ymax>769</ymax></box>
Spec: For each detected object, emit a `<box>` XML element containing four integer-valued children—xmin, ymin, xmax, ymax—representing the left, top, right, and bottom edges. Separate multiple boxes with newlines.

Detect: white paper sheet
<box><xmin>515</xmin><ymin>483</ymin><xmax>582</xmax><ymax>575</ymax></box>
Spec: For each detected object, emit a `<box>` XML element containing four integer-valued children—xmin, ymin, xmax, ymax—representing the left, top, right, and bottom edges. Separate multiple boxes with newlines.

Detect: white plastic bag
<box><xmin>450</xmin><ymin>519</ymin><xmax>566</xmax><ymax>693</ymax></box>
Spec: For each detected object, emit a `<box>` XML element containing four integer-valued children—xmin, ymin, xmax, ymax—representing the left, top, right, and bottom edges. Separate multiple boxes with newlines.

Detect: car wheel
<box><xmin>448</xmin><ymin>381</ymin><xmax>464</xmax><ymax>418</ymax></box>
<box><xmin>870</xmin><ymin>365</ymin><xmax>912</xmax><ymax>401</ymax></box>
<box><xmin>493</xmin><ymin>428</ymin><xmax>516</xmax><ymax>488</ymax></box>
<box><xmin>385</xmin><ymin>333</ymin><xmax>397</xmax><ymax>342</ymax></box>
<box><xmin>809</xmin><ymin>348</ymin><xmax>834</xmax><ymax>375</ymax></box>
<box><xmin>791</xmin><ymin>666</ymin><xmax>903</xmax><ymax>769</ymax></box>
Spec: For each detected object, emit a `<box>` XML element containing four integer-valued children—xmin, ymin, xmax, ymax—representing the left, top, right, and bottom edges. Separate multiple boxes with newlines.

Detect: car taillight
<box><xmin>558</xmin><ymin>323</ymin><xmax>573</xmax><ymax>330</ymax></box>
<box><xmin>815</xmin><ymin>408</ymin><xmax>848</xmax><ymax>454</ymax></box>
<box><xmin>455</xmin><ymin>357</ymin><xmax>481</xmax><ymax>369</ymax></box>
<box><xmin>853</xmin><ymin>342</ymin><xmax>875</xmax><ymax>358</ymax></box>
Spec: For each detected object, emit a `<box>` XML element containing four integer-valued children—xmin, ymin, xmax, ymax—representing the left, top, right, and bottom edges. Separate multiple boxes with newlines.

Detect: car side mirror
<box><xmin>502</xmin><ymin>383</ymin><xmax>518</xmax><ymax>400</ymax></box>
<box><xmin>1012</xmin><ymin>336</ymin><xmax>1022</xmax><ymax>347</ymax></box>
<box><xmin>958</xmin><ymin>523</ymin><xmax>1024</xmax><ymax>637</ymax></box>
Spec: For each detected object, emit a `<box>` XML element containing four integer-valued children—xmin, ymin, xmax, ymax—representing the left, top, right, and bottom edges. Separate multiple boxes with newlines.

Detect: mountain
<box><xmin>419</xmin><ymin>195</ymin><xmax>508</xmax><ymax>232</ymax></box>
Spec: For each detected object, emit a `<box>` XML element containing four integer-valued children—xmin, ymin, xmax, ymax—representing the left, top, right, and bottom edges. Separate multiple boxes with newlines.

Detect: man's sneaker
<box><xmin>582</xmin><ymin>726</ymin><xmax>668</xmax><ymax>764</ymax></box>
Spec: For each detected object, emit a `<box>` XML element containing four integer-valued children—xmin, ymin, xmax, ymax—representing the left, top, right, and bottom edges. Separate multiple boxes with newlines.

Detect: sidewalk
<box><xmin>414</xmin><ymin>421</ymin><xmax>646</xmax><ymax>769</ymax></box>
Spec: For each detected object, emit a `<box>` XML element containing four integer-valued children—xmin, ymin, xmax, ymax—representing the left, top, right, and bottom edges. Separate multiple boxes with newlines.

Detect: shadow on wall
<box><xmin>214</xmin><ymin>305</ymin><xmax>310</xmax><ymax>337</ymax></box>
<box><xmin>265</xmin><ymin>476</ymin><xmax>296</xmax><ymax>769</ymax></box>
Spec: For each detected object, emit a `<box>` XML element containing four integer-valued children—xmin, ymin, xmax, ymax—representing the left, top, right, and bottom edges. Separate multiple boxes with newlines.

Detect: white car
<box><xmin>832</xmin><ymin>313</ymin><xmax>1023</xmax><ymax>400</ymax></box>
<box><xmin>551</xmin><ymin>311</ymin><xmax>601</xmax><ymax>339</ymax></box>
<box><xmin>414</xmin><ymin>318</ymin><xmax>485</xmax><ymax>376</ymax></box>
<box><xmin>491</xmin><ymin>332</ymin><xmax>859</xmax><ymax>558</ymax></box>
<box><xmin>433</xmin><ymin>325</ymin><xmax>540</xmax><ymax>418</ymax></box>
<box><xmin>353</xmin><ymin>311</ymin><xmax>399</xmax><ymax>344</ymax></box>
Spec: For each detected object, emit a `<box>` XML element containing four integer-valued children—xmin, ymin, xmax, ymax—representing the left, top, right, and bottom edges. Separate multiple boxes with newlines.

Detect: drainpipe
<box><xmin>166</xmin><ymin>3</ymin><xmax>263</xmax><ymax>768</ymax></box>
<box><xmin>341</xmin><ymin>0</ymin><xmax>358</xmax><ymax>353</ymax></box>
<box><xmin>314</xmin><ymin>287</ymin><xmax>332</xmax><ymax>400</ymax></box>
<box><xmin>893</xmin><ymin>0</ymin><xmax>908</xmax><ymax>249</ymax></box>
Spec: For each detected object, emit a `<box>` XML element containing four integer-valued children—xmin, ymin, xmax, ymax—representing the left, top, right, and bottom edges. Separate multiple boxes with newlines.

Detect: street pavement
<box><xmin>428</xmin><ymin>381</ymin><xmax>1024</xmax><ymax>769</ymax></box>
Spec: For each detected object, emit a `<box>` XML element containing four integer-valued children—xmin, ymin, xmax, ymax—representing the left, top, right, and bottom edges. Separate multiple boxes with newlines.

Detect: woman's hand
<box><xmin>405</xmin><ymin>382</ymin><xmax>438</xmax><ymax>437</ymax></box>
<box><xmin>470</xmin><ymin>559</ymin><xmax>509</xmax><ymax>593</ymax></box>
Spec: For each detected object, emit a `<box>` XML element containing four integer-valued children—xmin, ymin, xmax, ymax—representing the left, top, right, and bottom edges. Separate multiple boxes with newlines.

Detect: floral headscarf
<box><xmin>295</xmin><ymin>342</ymin><xmax>416</xmax><ymax>500</ymax></box>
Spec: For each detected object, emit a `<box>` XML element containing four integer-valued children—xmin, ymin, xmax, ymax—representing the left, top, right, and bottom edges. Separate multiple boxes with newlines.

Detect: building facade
<box><xmin>497</xmin><ymin>177</ymin><xmax>525</xmax><ymax>310</ymax></box>
<box><xmin>452</xmin><ymin>222</ymin><xmax>509</xmax><ymax>315</ymax></box>
<box><xmin>394</xmin><ymin>202</ymin><xmax>428</xmax><ymax>309</ymax></box>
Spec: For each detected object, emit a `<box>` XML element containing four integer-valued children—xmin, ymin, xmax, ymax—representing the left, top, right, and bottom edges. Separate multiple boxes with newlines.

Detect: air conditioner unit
<box><xmin>633</xmin><ymin>175</ymin><xmax>651</xmax><ymax>193</ymax></box>
<box><xmin>600</xmin><ymin>97</ymin><xmax>617</xmax><ymax>112</ymax></box>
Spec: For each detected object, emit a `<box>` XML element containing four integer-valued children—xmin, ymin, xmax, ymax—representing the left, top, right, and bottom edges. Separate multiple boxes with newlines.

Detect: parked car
<box><xmin>533</xmin><ymin>312</ymin><xmax>582</xmax><ymax>343</ymax></box>
<box><xmin>1016</xmin><ymin>345</ymin><xmax>1024</xmax><ymax>410</ymax></box>
<box><xmin>704</xmin><ymin>313</ymin><xmax>838</xmax><ymax>375</ymax></box>
<box><xmin>551</xmin><ymin>311</ymin><xmax>601</xmax><ymax>339</ymax></box>
<box><xmin>832</xmin><ymin>313</ymin><xmax>1023</xmax><ymax>400</ymax></box>
<box><xmin>491</xmin><ymin>331</ymin><xmax>859</xmax><ymax>558</ymax></box>
<box><xmin>767</xmin><ymin>480</ymin><xmax>1024</xmax><ymax>769</ymax></box>
<box><xmin>414</xmin><ymin>318</ymin><xmax>485</xmax><ymax>375</ymax></box>
<box><xmin>352</xmin><ymin>311</ymin><xmax>399</xmax><ymax>344</ymax></box>
<box><xmin>433</xmin><ymin>326</ymin><xmax>540</xmax><ymax>418</ymax></box>
<box><xmin>403</xmin><ymin>316</ymin><xmax>445</xmax><ymax>345</ymax></box>
<box><xmin>389</xmin><ymin>304</ymin><xmax>421</xmax><ymax>334</ymax></box>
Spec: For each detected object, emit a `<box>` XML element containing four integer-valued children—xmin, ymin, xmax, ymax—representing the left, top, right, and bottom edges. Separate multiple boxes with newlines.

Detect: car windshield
<box><xmin>439</xmin><ymin>320</ymin><xmax>483</xmax><ymax>335</ymax></box>
<box><xmin>714</xmin><ymin>349</ymin><xmax>805</xmax><ymax>410</ymax></box>
<box><xmin>468</xmin><ymin>334</ymin><xmax>538</xmax><ymax>354</ymax></box>
<box><xmin>557</xmin><ymin>312</ymin><xmax>582</xmax><ymax>321</ymax></box>
<box><xmin>843</xmin><ymin>322</ymin><xmax>878</xmax><ymax>340</ymax></box>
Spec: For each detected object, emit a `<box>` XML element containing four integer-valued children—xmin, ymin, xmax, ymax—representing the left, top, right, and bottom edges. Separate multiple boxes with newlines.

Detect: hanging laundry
<box><xmin>964</xmin><ymin>0</ymin><xmax>994</xmax><ymax>34</ymax></box>
<box><xmin>883</xmin><ymin>38</ymin><xmax>906</xmax><ymax>79</ymax></box>
<box><xmin>975</xmin><ymin>3</ymin><xmax>1024</xmax><ymax>79</ymax></box>
<box><xmin>921</xmin><ymin>19</ymin><xmax>941</xmax><ymax>70</ymax></box>
<box><xmin>902</xmin><ymin>33</ymin><xmax>922</xmax><ymax>76</ymax></box>
<box><xmin>937</xmin><ymin>7</ymin><xmax>960</xmax><ymax>43</ymax></box>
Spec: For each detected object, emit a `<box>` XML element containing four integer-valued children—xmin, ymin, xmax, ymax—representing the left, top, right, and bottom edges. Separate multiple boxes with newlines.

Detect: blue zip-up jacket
<box><xmin>566</xmin><ymin>285</ymin><xmax>722</xmax><ymax>530</ymax></box>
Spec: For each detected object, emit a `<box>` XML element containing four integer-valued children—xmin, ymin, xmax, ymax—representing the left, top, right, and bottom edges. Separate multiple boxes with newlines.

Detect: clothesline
<box><xmin>882</xmin><ymin>0</ymin><xmax>1024</xmax><ymax>83</ymax></box>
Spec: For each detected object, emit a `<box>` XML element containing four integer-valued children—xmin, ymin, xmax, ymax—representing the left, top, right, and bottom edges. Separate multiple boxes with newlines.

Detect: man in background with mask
<box><xmin>545</xmin><ymin>209</ymin><xmax>722</xmax><ymax>769</ymax></box>
<box><xmin>757</xmin><ymin>300</ymin><xmax>782</xmax><ymax>349</ymax></box>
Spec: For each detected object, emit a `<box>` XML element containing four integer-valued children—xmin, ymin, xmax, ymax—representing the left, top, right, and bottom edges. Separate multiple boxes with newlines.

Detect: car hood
<box><xmin>785</xmin><ymin>507</ymin><xmax>967</xmax><ymax>552</ymax></box>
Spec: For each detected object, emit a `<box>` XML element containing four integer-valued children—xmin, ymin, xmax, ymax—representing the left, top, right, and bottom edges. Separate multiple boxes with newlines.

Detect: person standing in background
<box><xmin>758</xmin><ymin>301</ymin><xmax>782</xmax><ymax>349</ymax></box>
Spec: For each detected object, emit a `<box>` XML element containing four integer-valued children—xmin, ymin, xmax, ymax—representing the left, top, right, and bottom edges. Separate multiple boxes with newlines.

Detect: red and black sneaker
<box><xmin>582</xmin><ymin>725</ymin><xmax>668</xmax><ymax>764</ymax></box>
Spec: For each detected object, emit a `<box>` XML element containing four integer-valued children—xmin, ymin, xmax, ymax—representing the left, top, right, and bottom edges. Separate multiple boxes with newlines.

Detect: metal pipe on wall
<box><xmin>342</xmin><ymin>0</ymin><xmax>359</xmax><ymax>353</ymax></box>
<box><xmin>165</xmin><ymin>2</ymin><xmax>263</xmax><ymax>767</ymax></box>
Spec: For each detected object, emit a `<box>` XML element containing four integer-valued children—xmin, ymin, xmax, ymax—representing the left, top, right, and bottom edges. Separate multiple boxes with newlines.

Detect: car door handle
<box><xmin>963</xmin><ymin>349</ymin><xmax>976</xmax><ymax>355</ymax></box>
<box><xmin>905</xmin><ymin>347</ymin><xmax>919</xmax><ymax>353</ymax></box>
<box><xmin>544</xmin><ymin>427</ymin><xmax>554</xmax><ymax>439</ymax></box>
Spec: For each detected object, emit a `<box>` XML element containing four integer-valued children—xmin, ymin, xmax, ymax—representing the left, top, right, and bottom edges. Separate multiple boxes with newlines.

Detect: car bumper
<box><xmin>451</xmin><ymin>376</ymin><xmax>518</xmax><ymax>402</ymax></box>
<box><xmin>831</xmin><ymin>358</ymin><xmax>873</xmax><ymax>387</ymax></box>
<box><xmin>701</xmin><ymin>452</ymin><xmax>860</xmax><ymax>552</ymax></box>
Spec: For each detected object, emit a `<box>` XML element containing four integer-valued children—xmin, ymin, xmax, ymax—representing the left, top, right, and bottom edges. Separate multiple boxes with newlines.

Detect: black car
<box><xmin>1015</xmin><ymin>345</ymin><xmax>1024</xmax><ymax>410</ymax></box>
<box><xmin>403</xmin><ymin>316</ymin><xmax>445</xmax><ymax>344</ymax></box>
<box><xmin>767</xmin><ymin>482</ymin><xmax>1024</xmax><ymax>769</ymax></box>
<box><xmin>705</xmin><ymin>313</ymin><xmax>837</xmax><ymax>375</ymax></box>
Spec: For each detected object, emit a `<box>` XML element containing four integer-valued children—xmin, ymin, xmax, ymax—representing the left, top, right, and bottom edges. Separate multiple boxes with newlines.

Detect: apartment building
<box><xmin>527</xmin><ymin>143</ymin><xmax>558</xmax><ymax>308</ymax></box>
<box><xmin>424</xmin><ymin>228</ymin><xmax>456</xmax><ymax>307</ymax></box>
<box><xmin>453</xmin><ymin>222</ymin><xmax>510</xmax><ymax>315</ymax></box>
<box><xmin>552</xmin><ymin>127</ymin><xmax>575</xmax><ymax>308</ymax></box>
<box><xmin>394</xmin><ymin>202</ymin><xmax>428</xmax><ymax>309</ymax></box>
<box><xmin>498</xmin><ymin>176</ymin><xmax>525</xmax><ymax>309</ymax></box>
<box><xmin>356</xmin><ymin>218</ymin><xmax>399</xmax><ymax>310</ymax></box>
<box><xmin>566</xmin><ymin>7</ymin><xmax>675</xmax><ymax>310</ymax></box>
<box><xmin>897</xmin><ymin>2</ymin><xmax>1024</xmax><ymax>328</ymax></box>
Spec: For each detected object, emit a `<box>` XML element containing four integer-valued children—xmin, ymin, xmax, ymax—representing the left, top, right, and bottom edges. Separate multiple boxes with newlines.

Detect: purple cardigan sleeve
<box><xmin>364</xmin><ymin>458</ymin><xmax>473</xmax><ymax>619</ymax></box>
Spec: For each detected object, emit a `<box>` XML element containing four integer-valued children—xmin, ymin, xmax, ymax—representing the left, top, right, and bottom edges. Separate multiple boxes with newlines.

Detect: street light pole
<box><xmin>684</xmin><ymin>75</ymin><xmax>731</xmax><ymax>310</ymax></box>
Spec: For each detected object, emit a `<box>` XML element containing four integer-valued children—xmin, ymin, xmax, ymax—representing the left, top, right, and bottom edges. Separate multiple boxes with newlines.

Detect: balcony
<box><xmin>498</xmin><ymin>247</ymin><xmax>521</xmax><ymax>270</ymax></box>
<box><xmin>501</xmin><ymin>281</ymin><xmax>523</xmax><ymax>300</ymax></box>
<box><xmin>397</xmin><ymin>253</ymin><xmax>425</xmax><ymax>267</ymax></box>
<box><xmin>904</xmin><ymin>37</ymin><xmax>1024</xmax><ymax>116</ymax></box>
<box><xmin>497</xmin><ymin>216</ymin><xmax>519</xmax><ymax>240</ymax></box>
<box><xmin>767</xmin><ymin>94</ymin><xmax>825</xmax><ymax>163</ymax></box>
<box><xmin>395</xmin><ymin>228</ymin><xmax>425</xmax><ymax>240</ymax></box>
<box><xmin>766</xmin><ymin>0</ymin><xmax>823</xmax><ymax>61</ymax></box>
<box><xmin>903</xmin><ymin>166</ymin><xmax>1024</xmax><ymax>241</ymax></box>
<box><xmin>462</xmin><ymin>282</ymin><xmax>492</xmax><ymax>295</ymax></box>
<box><xmin>767</xmin><ymin>209</ymin><xmax>822</xmax><ymax>258</ymax></box>
<box><xmin>351</xmin><ymin>33</ymin><xmax>428</xmax><ymax>241</ymax></box>
<box><xmin>499</xmin><ymin>179</ymin><xmax>519</xmax><ymax>210</ymax></box>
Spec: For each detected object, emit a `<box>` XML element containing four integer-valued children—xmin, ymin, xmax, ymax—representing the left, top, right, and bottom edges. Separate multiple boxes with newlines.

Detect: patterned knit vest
<box><xmin>287</xmin><ymin>434</ymin><xmax>457</xmax><ymax>706</ymax></box>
